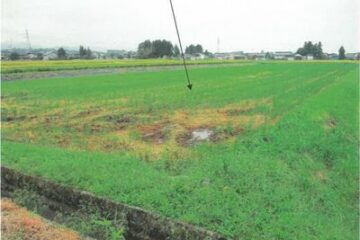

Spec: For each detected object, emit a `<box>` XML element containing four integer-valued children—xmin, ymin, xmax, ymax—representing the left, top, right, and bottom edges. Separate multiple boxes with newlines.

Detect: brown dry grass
<box><xmin>1</xmin><ymin>198</ymin><xmax>81</xmax><ymax>240</ymax></box>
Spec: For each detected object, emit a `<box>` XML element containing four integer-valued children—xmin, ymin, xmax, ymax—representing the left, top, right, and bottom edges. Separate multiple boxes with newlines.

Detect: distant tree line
<box><xmin>137</xmin><ymin>39</ymin><xmax>210</xmax><ymax>58</ymax></box>
<box><xmin>6</xmin><ymin>40</ymin><xmax>353</xmax><ymax>61</ymax></box>
<box><xmin>55</xmin><ymin>45</ymin><xmax>94</xmax><ymax>60</ymax></box>
<box><xmin>138</xmin><ymin>40</ymin><xmax>175</xmax><ymax>58</ymax></box>
<box><xmin>296</xmin><ymin>41</ymin><xmax>324</xmax><ymax>59</ymax></box>
<box><xmin>296</xmin><ymin>41</ymin><xmax>351</xmax><ymax>60</ymax></box>
<box><xmin>185</xmin><ymin>44</ymin><xmax>212</xmax><ymax>56</ymax></box>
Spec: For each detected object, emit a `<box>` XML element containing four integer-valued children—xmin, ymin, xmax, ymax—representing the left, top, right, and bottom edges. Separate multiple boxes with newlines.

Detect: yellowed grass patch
<box><xmin>1</xmin><ymin>198</ymin><xmax>81</xmax><ymax>240</ymax></box>
<box><xmin>2</xmin><ymin>97</ymin><xmax>277</xmax><ymax>160</ymax></box>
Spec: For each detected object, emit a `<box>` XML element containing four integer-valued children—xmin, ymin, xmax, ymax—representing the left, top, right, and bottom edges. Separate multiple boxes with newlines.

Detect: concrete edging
<box><xmin>1</xmin><ymin>166</ymin><xmax>227</xmax><ymax>240</ymax></box>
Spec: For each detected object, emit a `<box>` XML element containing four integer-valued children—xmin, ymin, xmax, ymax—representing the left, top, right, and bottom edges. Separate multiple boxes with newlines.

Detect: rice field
<box><xmin>1</xmin><ymin>58</ymin><xmax>248</xmax><ymax>73</ymax></box>
<box><xmin>1</xmin><ymin>61</ymin><xmax>359</xmax><ymax>239</ymax></box>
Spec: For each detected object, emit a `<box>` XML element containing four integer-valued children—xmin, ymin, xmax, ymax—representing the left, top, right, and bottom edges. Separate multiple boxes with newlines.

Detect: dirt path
<box><xmin>1</xmin><ymin>198</ymin><xmax>81</xmax><ymax>240</ymax></box>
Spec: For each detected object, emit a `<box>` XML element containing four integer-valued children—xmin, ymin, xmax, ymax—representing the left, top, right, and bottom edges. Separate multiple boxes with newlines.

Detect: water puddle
<box><xmin>189</xmin><ymin>129</ymin><xmax>213</xmax><ymax>142</ymax></box>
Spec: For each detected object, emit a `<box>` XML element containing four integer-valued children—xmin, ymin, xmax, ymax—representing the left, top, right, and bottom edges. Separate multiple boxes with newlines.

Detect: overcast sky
<box><xmin>1</xmin><ymin>0</ymin><xmax>359</xmax><ymax>53</ymax></box>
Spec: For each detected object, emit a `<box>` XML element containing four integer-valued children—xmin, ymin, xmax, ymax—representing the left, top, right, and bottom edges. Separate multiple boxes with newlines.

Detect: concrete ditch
<box><xmin>1</xmin><ymin>166</ymin><xmax>227</xmax><ymax>240</ymax></box>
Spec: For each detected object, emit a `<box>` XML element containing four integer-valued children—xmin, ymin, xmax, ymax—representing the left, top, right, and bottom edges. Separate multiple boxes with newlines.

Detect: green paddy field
<box><xmin>1</xmin><ymin>60</ymin><xmax>359</xmax><ymax>239</ymax></box>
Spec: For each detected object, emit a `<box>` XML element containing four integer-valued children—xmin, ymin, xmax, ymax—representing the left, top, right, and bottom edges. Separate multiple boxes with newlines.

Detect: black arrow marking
<box><xmin>169</xmin><ymin>0</ymin><xmax>193</xmax><ymax>90</ymax></box>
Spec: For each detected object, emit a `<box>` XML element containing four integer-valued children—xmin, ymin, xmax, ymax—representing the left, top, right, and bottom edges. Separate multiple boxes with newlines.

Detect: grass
<box><xmin>1</xmin><ymin>61</ymin><xmax>359</xmax><ymax>239</ymax></box>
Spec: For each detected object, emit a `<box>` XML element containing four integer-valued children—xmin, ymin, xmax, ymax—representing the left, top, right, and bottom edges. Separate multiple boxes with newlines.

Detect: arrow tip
<box><xmin>187</xmin><ymin>84</ymin><xmax>193</xmax><ymax>90</ymax></box>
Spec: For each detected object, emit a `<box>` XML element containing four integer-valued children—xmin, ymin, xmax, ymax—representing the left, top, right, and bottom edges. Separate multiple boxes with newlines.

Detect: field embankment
<box><xmin>2</xmin><ymin>166</ymin><xmax>225</xmax><ymax>240</ymax></box>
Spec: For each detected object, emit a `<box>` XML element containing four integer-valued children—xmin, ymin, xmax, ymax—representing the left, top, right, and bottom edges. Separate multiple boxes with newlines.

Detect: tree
<box><xmin>161</xmin><ymin>40</ymin><xmax>174</xmax><ymax>57</ymax></box>
<box><xmin>265</xmin><ymin>52</ymin><xmax>274</xmax><ymax>60</ymax></box>
<box><xmin>36</xmin><ymin>53</ymin><xmax>44</xmax><ymax>60</ymax></box>
<box><xmin>57</xmin><ymin>48</ymin><xmax>67</xmax><ymax>59</ymax></box>
<box><xmin>173</xmin><ymin>45</ymin><xmax>180</xmax><ymax>56</ymax></box>
<box><xmin>313</xmin><ymin>42</ymin><xmax>323</xmax><ymax>59</ymax></box>
<box><xmin>79</xmin><ymin>45</ymin><xmax>93</xmax><ymax>59</ymax></box>
<box><xmin>195</xmin><ymin>44</ymin><xmax>203</xmax><ymax>54</ymax></box>
<box><xmin>339</xmin><ymin>46</ymin><xmax>345</xmax><ymax>60</ymax></box>
<box><xmin>204</xmin><ymin>50</ymin><xmax>213</xmax><ymax>58</ymax></box>
<box><xmin>86</xmin><ymin>47</ymin><xmax>92</xmax><ymax>59</ymax></box>
<box><xmin>137</xmin><ymin>40</ymin><xmax>152</xmax><ymax>58</ymax></box>
<box><xmin>79</xmin><ymin>45</ymin><xmax>86</xmax><ymax>58</ymax></box>
<box><xmin>152</xmin><ymin>40</ymin><xmax>173</xmax><ymax>57</ymax></box>
<box><xmin>151</xmin><ymin>40</ymin><xmax>164</xmax><ymax>58</ymax></box>
<box><xmin>9</xmin><ymin>52</ymin><xmax>20</xmax><ymax>60</ymax></box>
<box><xmin>185</xmin><ymin>44</ymin><xmax>204</xmax><ymax>54</ymax></box>
<box><xmin>137</xmin><ymin>39</ymin><xmax>174</xmax><ymax>58</ymax></box>
<box><xmin>185</xmin><ymin>45</ymin><xmax>194</xmax><ymax>54</ymax></box>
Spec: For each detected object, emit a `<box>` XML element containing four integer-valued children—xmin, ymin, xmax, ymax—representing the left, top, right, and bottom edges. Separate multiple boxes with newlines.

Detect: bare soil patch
<box><xmin>1</xmin><ymin>109</ymin><xmax>27</xmax><ymax>122</ymax></box>
<box><xmin>76</xmin><ymin>108</ymin><xmax>101</xmax><ymax>118</ymax></box>
<box><xmin>138</xmin><ymin>123</ymin><xmax>167</xmax><ymax>144</ymax></box>
<box><xmin>105</xmin><ymin>114</ymin><xmax>132</xmax><ymax>129</ymax></box>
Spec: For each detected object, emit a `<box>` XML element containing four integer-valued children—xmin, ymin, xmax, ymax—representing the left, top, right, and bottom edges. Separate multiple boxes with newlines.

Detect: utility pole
<box><xmin>25</xmin><ymin>29</ymin><xmax>32</xmax><ymax>51</ymax></box>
